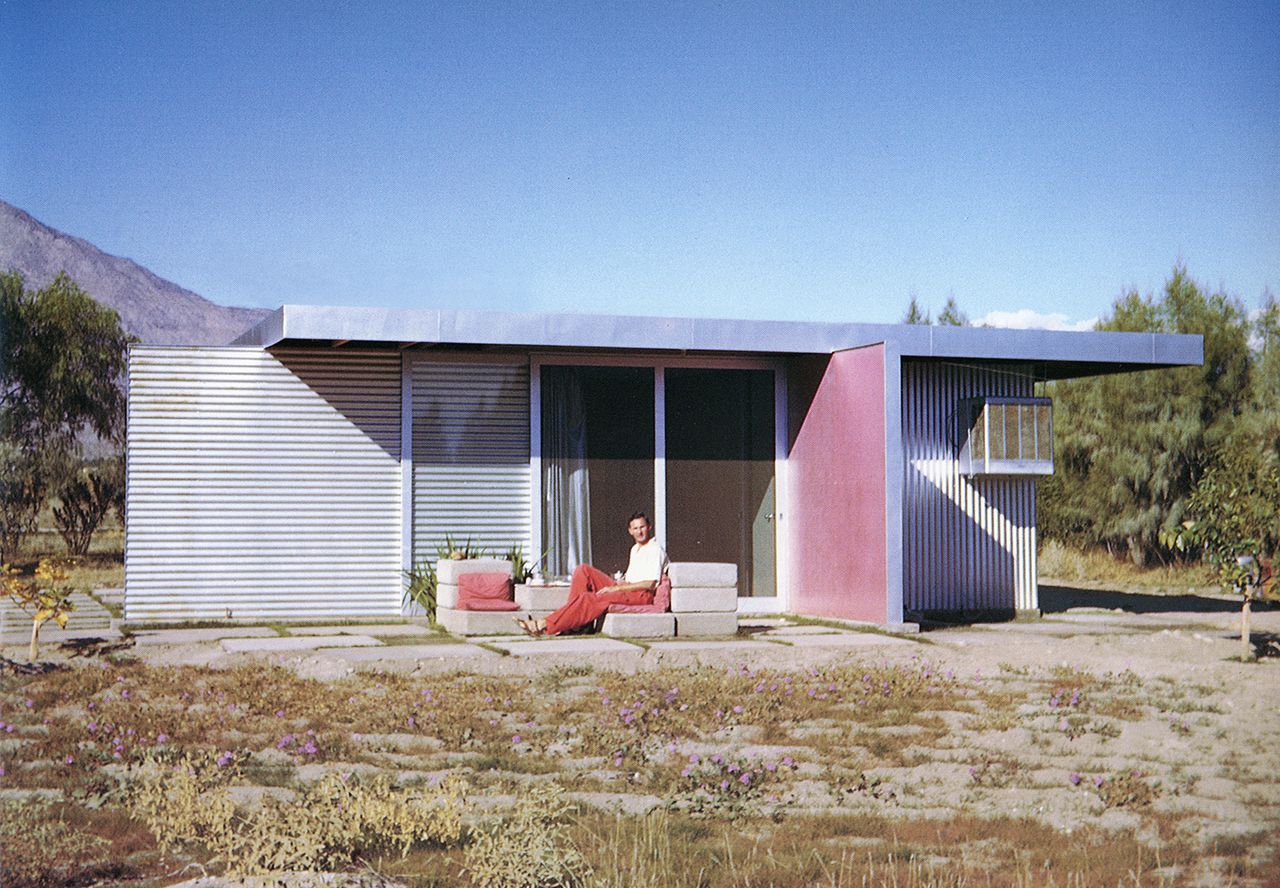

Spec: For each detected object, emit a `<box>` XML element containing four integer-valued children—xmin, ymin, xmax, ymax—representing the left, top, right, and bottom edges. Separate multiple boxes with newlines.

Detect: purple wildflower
<box><xmin>1093</xmin><ymin>775</ymin><xmax>1104</xmax><ymax>787</ymax></box>
<box><xmin>739</xmin><ymin>773</ymin><xmax>752</xmax><ymax>785</ymax></box>
<box><xmin>1069</xmin><ymin>773</ymin><xmax>1082</xmax><ymax>786</ymax></box>
<box><xmin>301</xmin><ymin>740</ymin><xmax>318</xmax><ymax>755</ymax></box>
<box><xmin>512</xmin><ymin>734</ymin><xmax>522</xmax><ymax>744</ymax></box>
<box><xmin>275</xmin><ymin>710</ymin><xmax>285</xmax><ymax>718</ymax></box>
<box><xmin>216</xmin><ymin>751</ymin><xmax>234</xmax><ymax>767</ymax></box>
<box><xmin>64</xmin><ymin>755</ymin><xmax>75</xmax><ymax>765</ymax></box>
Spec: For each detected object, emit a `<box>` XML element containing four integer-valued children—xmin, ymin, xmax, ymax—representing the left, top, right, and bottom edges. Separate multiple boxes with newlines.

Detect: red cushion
<box><xmin>457</xmin><ymin>572</ymin><xmax>513</xmax><ymax>610</ymax></box>
<box><xmin>458</xmin><ymin>598</ymin><xmax>520</xmax><ymax>612</ymax></box>
<box><xmin>607</xmin><ymin>603</ymin><xmax>665</xmax><ymax>614</ymax></box>
<box><xmin>651</xmin><ymin>575</ymin><xmax>671</xmax><ymax>611</ymax></box>
<box><xmin>609</xmin><ymin>575</ymin><xmax>670</xmax><ymax>614</ymax></box>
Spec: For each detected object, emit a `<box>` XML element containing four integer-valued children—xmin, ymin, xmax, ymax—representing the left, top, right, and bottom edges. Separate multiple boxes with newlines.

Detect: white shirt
<box><xmin>624</xmin><ymin>540</ymin><xmax>668</xmax><ymax>583</ymax></box>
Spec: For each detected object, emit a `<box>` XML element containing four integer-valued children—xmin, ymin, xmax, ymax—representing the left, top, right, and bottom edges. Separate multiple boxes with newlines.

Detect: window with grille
<box><xmin>957</xmin><ymin>397</ymin><xmax>1053</xmax><ymax>476</ymax></box>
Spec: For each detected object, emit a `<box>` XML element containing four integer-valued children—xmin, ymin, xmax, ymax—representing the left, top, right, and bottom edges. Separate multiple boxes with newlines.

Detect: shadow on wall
<box><xmin>1038</xmin><ymin>584</ymin><xmax>1261</xmax><ymax>614</ymax></box>
<box><xmin>275</xmin><ymin>347</ymin><xmax>403</xmax><ymax>459</ymax></box>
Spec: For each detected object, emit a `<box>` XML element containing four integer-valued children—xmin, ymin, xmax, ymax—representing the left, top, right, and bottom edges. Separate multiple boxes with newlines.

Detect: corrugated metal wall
<box><xmin>410</xmin><ymin>359</ymin><xmax>531</xmax><ymax>564</ymax></box>
<box><xmin>901</xmin><ymin>360</ymin><xmax>1038</xmax><ymax>613</ymax></box>
<box><xmin>126</xmin><ymin>347</ymin><xmax>403</xmax><ymax>619</ymax></box>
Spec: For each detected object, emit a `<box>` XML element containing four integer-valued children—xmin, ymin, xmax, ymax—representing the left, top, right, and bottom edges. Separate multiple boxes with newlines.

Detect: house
<box><xmin>123</xmin><ymin>305</ymin><xmax>1201</xmax><ymax>624</ymax></box>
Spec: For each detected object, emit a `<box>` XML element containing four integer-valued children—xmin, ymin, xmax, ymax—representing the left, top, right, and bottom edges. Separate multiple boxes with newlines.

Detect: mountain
<box><xmin>0</xmin><ymin>199</ymin><xmax>270</xmax><ymax>345</ymax></box>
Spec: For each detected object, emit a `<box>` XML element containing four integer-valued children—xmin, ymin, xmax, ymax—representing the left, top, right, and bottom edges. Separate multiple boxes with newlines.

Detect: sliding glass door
<box><xmin>538</xmin><ymin>360</ymin><xmax>778</xmax><ymax>603</ymax></box>
<box><xmin>540</xmin><ymin>366</ymin><xmax>654</xmax><ymax>578</ymax></box>
<box><xmin>665</xmin><ymin>368</ymin><xmax>776</xmax><ymax>599</ymax></box>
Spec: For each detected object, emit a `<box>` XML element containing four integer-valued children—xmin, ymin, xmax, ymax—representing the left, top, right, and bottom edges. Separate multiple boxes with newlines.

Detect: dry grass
<box><xmin>1038</xmin><ymin>539</ymin><xmax>1216</xmax><ymax>588</ymax></box>
<box><xmin>1</xmin><ymin>653</ymin><xmax>1276</xmax><ymax>887</ymax></box>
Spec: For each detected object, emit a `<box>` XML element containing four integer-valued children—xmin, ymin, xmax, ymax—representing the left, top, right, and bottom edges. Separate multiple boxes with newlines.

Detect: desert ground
<box><xmin>2</xmin><ymin>581</ymin><xmax>1277</xmax><ymax>887</ymax></box>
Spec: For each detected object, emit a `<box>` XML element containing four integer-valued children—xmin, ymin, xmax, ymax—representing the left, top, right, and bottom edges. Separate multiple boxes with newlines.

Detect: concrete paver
<box><xmin>646</xmin><ymin>639</ymin><xmax>778</xmax><ymax>651</ymax></box>
<box><xmin>312</xmin><ymin>644</ymin><xmax>500</xmax><ymax>661</ymax></box>
<box><xmin>131</xmin><ymin>627</ymin><xmax>279</xmax><ymax>646</ymax></box>
<box><xmin>220</xmin><ymin>635</ymin><xmax>383</xmax><ymax>653</ymax></box>
<box><xmin>760</xmin><ymin>625</ymin><xmax>852</xmax><ymax>636</ymax></box>
<box><xmin>488</xmin><ymin>637</ymin><xmax>644</xmax><ymax>656</ymax></box>
<box><xmin>765</xmin><ymin>632</ymin><xmax>908</xmax><ymax>648</ymax></box>
<box><xmin>289</xmin><ymin>624</ymin><xmax>435</xmax><ymax>637</ymax></box>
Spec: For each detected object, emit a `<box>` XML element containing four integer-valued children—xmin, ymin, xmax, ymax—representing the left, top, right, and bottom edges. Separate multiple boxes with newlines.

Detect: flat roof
<box><xmin>233</xmin><ymin>304</ymin><xmax>1203</xmax><ymax>379</ymax></box>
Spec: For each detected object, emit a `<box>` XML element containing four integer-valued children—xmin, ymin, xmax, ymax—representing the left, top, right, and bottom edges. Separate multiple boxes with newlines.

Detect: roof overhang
<box><xmin>233</xmin><ymin>304</ymin><xmax>1203</xmax><ymax>380</ymax></box>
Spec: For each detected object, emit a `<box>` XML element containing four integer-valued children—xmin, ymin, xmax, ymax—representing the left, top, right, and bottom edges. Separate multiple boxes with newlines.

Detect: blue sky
<box><xmin>2</xmin><ymin>1</ymin><xmax>1277</xmax><ymax>328</ymax></box>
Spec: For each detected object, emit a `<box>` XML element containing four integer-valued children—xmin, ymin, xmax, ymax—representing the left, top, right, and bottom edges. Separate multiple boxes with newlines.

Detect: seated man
<box><xmin>517</xmin><ymin>511</ymin><xmax>668</xmax><ymax>636</ymax></box>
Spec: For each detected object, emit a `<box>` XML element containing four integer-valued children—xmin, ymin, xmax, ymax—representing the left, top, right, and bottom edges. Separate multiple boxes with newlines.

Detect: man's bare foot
<box><xmin>515</xmin><ymin>618</ymin><xmax>544</xmax><ymax>637</ymax></box>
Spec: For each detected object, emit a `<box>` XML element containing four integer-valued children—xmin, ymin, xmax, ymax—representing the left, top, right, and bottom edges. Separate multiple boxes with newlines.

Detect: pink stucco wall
<box><xmin>787</xmin><ymin>345</ymin><xmax>888</xmax><ymax>622</ymax></box>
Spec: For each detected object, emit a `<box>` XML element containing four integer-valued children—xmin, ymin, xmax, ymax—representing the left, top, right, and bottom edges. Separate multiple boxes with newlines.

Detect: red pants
<box><xmin>544</xmin><ymin>564</ymin><xmax>654</xmax><ymax>635</ymax></box>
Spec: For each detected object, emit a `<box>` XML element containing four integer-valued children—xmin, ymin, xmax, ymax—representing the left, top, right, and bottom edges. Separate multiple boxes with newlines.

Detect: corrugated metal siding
<box><xmin>901</xmin><ymin>361</ymin><xmax>1038</xmax><ymax>612</ymax></box>
<box><xmin>411</xmin><ymin>360</ymin><xmax>531</xmax><ymax>563</ymax></box>
<box><xmin>126</xmin><ymin>347</ymin><xmax>403</xmax><ymax>619</ymax></box>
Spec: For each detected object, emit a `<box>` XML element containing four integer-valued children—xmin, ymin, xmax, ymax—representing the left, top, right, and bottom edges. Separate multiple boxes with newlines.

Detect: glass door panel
<box><xmin>665</xmin><ymin>368</ymin><xmax>776</xmax><ymax>597</ymax></box>
<box><xmin>541</xmin><ymin>365</ymin><xmax>654</xmax><ymax>578</ymax></box>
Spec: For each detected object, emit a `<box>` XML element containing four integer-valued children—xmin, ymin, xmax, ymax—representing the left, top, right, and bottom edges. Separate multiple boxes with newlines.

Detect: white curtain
<box><xmin>542</xmin><ymin>366</ymin><xmax>591</xmax><ymax>576</ymax></box>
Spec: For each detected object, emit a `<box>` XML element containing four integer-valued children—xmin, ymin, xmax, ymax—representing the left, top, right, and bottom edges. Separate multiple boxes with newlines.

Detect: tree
<box><xmin>1</xmin><ymin>271</ymin><xmax>131</xmax><ymax>451</ymax></box>
<box><xmin>936</xmin><ymin>295</ymin><xmax>968</xmax><ymax>326</ymax></box>
<box><xmin>0</xmin><ymin>271</ymin><xmax>132</xmax><ymax>560</ymax></box>
<box><xmin>1161</xmin><ymin>433</ymin><xmax>1278</xmax><ymax>659</ymax></box>
<box><xmin>902</xmin><ymin>295</ymin><xmax>931</xmax><ymax>325</ymax></box>
<box><xmin>53</xmin><ymin>456</ymin><xmax>124</xmax><ymax>556</ymax></box>
<box><xmin>1039</xmin><ymin>265</ymin><xmax>1253</xmax><ymax>565</ymax></box>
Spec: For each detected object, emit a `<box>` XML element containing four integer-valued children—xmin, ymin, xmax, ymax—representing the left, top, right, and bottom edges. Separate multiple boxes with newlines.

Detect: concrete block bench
<box><xmin>435</xmin><ymin>558</ymin><xmax>526</xmax><ymax>636</ymax></box>
<box><xmin>598</xmin><ymin>561</ymin><xmax>739</xmax><ymax>638</ymax></box>
<box><xmin>433</xmin><ymin>560</ymin><xmax>739</xmax><ymax>638</ymax></box>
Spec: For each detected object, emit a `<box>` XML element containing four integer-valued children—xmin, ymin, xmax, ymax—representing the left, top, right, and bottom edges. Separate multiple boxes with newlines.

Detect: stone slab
<box><xmin>668</xmin><ymin>561</ymin><xmax>737</xmax><ymax>588</ymax></box>
<box><xmin>289</xmin><ymin>624</ymin><xmax>433</xmax><ymax>637</ymax></box>
<box><xmin>669</xmin><ymin>586</ymin><xmax>737</xmax><ymax>613</ymax></box>
<box><xmin>515</xmin><ymin>584</ymin><xmax>572</xmax><ymax>610</ymax></box>
<box><xmin>489</xmin><ymin>637</ymin><xmax>643</xmax><ymax>656</ymax></box>
<box><xmin>761</xmin><ymin>625</ymin><xmax>852</xmax><ymax>636</ymax></box>
<box><xmin>646</xmin><ymin>639</ymin><xmax>777</xmax><ymax>651</ymax></box>
<box><xmin>130</xmin><ymin>627</ymin><xmax>280</xmax><ymax>646</ymax></box>
<box><xmin>311</xmin><ymin>644</ymin><xmax>499</xmax><ymax>661</ymax></box>
<box><xmin>676</xmin><ymin>612</ymin><xmax>739</xmax><ymax>637</ymax></box>
<box><xmin>767</xmin><ymin>632</ymin><xmax>906</xmax><ymax>648</ymax></box>
<box><xmin>0</xmin><ymin>627</ymin><xmax>123</xmax><ymax>645</ymax></box>
<box><xmin>220</xmin><ymin>635</ymin><xmax>383</xmax><ymax>653</ymax></box>
<box><xmin>436</xmin><ymin>607</ymin><xmax>527</xmax><ymax>636</ymax></box>
<box><xmin>436</xmin><ymin>558</ymin><xmax>513</xmax><ymax>585</ymax></box>
<box><xmin>601</xmin><ymin>612</ymin><xmax>676</xmax><ymax>638</ymax></box>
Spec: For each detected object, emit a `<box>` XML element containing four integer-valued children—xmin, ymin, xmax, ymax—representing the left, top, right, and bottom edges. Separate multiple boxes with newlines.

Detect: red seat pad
<box><xmin>456</xmin><ymin>598</ymin><xmax>520</xmax><ymax>612</ymax></box>
<box><xmin>457</xmin><ymin>572</ymin><xmax>515</xmax><ymax>610</ymax></box>
<box><xmin>606</xmin><ymin>603</ymin><xmax>665</xmax><ymax>614</ymax></box>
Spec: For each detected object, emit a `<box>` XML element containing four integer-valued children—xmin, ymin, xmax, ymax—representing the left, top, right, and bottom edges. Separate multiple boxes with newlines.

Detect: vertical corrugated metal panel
<box><xmin>411</xmin><ymin>360</ymin><xmax>531</xmax><ymax>562</ymax></box>
<box><xmin>125</xmin><ymin>347</ymin><xmax>403</xmax><ymax>619</ymax></box>
<box><xmin>901</xmin><ymin>361</ymin><xmax>1038</xmax><ymax>612</ymax></box>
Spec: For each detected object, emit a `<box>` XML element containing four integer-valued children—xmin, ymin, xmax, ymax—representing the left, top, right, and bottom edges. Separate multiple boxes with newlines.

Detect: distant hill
<box><xmin>0</xmin><ymin>199</ymin><xmax>270</xmax><ymax>345</ymax></box>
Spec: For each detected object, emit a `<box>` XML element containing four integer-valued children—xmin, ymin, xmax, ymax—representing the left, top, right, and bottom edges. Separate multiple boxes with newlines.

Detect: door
<box><xmin>664</xmin><ymin>368</ymin><xmax>776</xmax><ymax>598</ymax></box>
